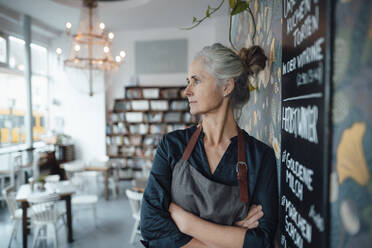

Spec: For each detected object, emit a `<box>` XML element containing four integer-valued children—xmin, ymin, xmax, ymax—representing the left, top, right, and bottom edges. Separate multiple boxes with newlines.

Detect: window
<box><xmin>0</xmin><ymin>73</ymin><xmax>26</xmax><ymax>146</ymax></box>
<box><xmin>0</xmin><ymin>36</ymin><xmax>6</xmax><ymax>64</ymax></box>
<box><xmin>32</xmin><ymin>75</ymin><xmax>48</xmax><ymax>141</ymax></box>
<box><xmin>31</xmin><ymin>43</ymin><xmax>47</xmax><ymax>75</ymax></box>
<box><xmin>9</xmin><ymin>36</ymin><xmax>25</xmax><ymax>70</ymax></box>
<box><xmin>0</xmin><ymin>35</ymin><xmax>49</xmax><ymax>147</ymax></box>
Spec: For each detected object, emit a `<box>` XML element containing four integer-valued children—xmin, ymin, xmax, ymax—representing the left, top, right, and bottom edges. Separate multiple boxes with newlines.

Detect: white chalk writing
<box><xmin>282</xmin><ymin>105</ymin><xmax>319</xmax><ymax>143</ymax></box>
<box><xmin>297</xmin><ymin>37</ymin><xmax>324</xmax><ymax>68</ymax></box>
<box><xmin>296</xmin><ymin>62</ymin><xmax>323</xmax><ymax>86</ymax></box>
<box><xmin>281</xmin><ymin>196</ymin><xmax>313</xmax><ymax>248</ymax></box>
<box><xmin>308</xmin><ymin>205</ymin><xmax>325</xmax><ymax>232</ymax></box>
<box><xmin>293</xmin><ymin>6</ymin><xmax>319</xmax><ymax>47</ymax></box>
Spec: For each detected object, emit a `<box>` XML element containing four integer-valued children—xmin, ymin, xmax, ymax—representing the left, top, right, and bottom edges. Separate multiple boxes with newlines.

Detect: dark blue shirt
<box><xmin>140</xmin><ymin>125</ymin><xmax>278</xmax><ymax>247</ymax></box>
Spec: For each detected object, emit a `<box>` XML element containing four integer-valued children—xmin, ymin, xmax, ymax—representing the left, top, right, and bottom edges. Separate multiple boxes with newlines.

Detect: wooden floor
<box><xmin>0</xmin><ymin>181</ymin><xmax>143</xmax><ymax>248</ymax></box>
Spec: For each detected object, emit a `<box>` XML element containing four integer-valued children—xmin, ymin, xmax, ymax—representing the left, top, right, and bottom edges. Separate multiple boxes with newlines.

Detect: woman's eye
<box><xmin>195</xmin><ymin>79</ymin><xmax>201</xmax><ymax>84</ymax></box>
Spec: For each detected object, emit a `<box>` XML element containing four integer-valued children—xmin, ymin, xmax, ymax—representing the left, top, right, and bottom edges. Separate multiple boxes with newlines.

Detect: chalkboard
<box><xmin>279</xmin><ymin>0</ymin><xmax>332</xmax><ymax>248</ymax></box>
<box><xmin>135</xmin><ymin>39</ymin><xmax>188</xmax><ymax>74</ymax></box>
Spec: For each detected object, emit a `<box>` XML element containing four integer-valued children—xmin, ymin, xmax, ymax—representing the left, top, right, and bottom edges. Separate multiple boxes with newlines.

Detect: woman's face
<box><xmin>185</xmin><ymin>58</ymin><xmax>225</xmax><ymax>115</ymax></box>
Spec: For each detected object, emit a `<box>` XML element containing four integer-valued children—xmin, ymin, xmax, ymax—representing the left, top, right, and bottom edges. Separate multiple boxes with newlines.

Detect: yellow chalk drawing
<box><xmin>272</xmin><ymin>136</ymin><xmax>280</xmax><ymax>159</ymax></box>
<box><xmin>270</xmin><ymin>38</ymin><xmax>275</xmax><ymax>68</ymax></box>
<box><xmin>254</xmin><ymin>0</ymin><xmax>258</xmax><ymax>15</ymax></box>
<box><xmin>337</xmin><ymin>122</ymin><xmax>370</xmax><ymax>185</ymax></box>
<box><xmin>254</xmin><ymin>111</ymin><xmax>258</xmax><ymax>126</ymax></box>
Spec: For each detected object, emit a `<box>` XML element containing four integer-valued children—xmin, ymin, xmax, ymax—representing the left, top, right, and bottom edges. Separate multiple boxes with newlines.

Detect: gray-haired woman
<box><xmin>140</xmin><ymin>43</ymin><xmax>278</xmax><ymax>248</ymax></box>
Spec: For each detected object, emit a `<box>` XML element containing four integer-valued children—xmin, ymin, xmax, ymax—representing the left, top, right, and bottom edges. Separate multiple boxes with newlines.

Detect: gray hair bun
<box><xmin>231</xmin><ymin>46</ymin><xmax>267</xmax><ymax>108</ymax></box>
<box><xmin>238</xmin><ymin>46</ymin><xmax>267</xmax><ymax>76</ymax></box>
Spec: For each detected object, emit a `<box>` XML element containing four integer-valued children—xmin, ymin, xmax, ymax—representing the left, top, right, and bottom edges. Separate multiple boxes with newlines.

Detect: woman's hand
<box><xmin>169</xmin><ymin>202</ymin><xmax>193</xmax><ymax>233</ymax></box>
<box><xmin>235</xmin><ymin>204</ymin><xmax>264</xmax><ymax>229</ymax></box>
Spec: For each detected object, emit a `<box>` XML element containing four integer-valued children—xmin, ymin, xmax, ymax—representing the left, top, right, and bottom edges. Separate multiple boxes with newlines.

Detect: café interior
<box><xmin>0</xmin><ymin>0</ymin><xmax>371</xmax><ymax>248</ymax></box>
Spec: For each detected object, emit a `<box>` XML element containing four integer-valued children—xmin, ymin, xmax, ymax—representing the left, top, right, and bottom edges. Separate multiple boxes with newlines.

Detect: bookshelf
<box><xmin>106</xmin><ymin>86</ymin><xmax>198</xmax><ymax>174</ymax></box>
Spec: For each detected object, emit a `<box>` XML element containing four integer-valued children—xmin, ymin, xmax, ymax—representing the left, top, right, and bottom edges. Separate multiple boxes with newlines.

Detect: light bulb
<box><xmin>74</xmin><ymin>44</ymin><xmax>80</xmax><ymax>52</ymax></box>
<box><xmin>66</xmin><ymin>22</ymin><xmax>72</xmax><ymax>29</ymax></box>
<box><xmin>115</xmin><ymin>56</ymin><xmax>121</xmax><ymax>63</ymax></box>
<box><xmin>108</xmin><ymin>32</ymin><xmax>114</xmax><ymax>40</ymax></box>
<box><xmin>103</xmin><ymin>46</ymin><xmax>110</xmax><ymax>53</ymax></box>
<box><xmin>56</xmin><ymin>48</ymin><xmax>63</xmax><ymax>55</ymax></box>
<box><xmin>99</xmin><ymin>22</ymin><xmax>105</xmax><ymax>30</ymax></box>
<box><xmin>120</xmin><ymin>50</ymin><xmax>126</xmax><ymax>58</ymax></box>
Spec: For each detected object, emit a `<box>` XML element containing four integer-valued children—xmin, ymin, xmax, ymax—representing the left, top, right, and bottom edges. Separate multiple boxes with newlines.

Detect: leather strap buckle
<box><xmin>236</xmin><ymin>161</ymin><xmax>247</xmax><ymax>173</ymax></box>
<box><xmin>236</xmin><ymin>161</ymin><xmax>249</xmax><ymax>203</ymax></box>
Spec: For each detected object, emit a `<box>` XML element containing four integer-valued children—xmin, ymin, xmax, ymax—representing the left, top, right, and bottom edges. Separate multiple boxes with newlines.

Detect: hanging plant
<box><xmin>182</xmin><ymin>0</ymin><xmax>256</xmax><ymax>52</ymax></box>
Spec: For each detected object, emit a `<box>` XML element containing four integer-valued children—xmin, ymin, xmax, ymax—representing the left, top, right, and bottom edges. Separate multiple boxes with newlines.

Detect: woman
<box><xmin>140</xmin><ymin>43</ymin><xmax>278</xmax><ymax>248</ymax></box>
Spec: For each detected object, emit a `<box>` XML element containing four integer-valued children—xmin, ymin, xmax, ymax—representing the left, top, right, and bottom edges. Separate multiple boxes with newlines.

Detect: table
<box><xmin>16</xmin><ymin>184</ymin><xmax>75</xmax><ymax>248</ymax></box>
<box><xmin>85</xmin><ymin>166</ymin><xmax>111</xmax><ymax>200</ymax></box>
<box><xmin>60</xmin><ymin>161</ymin><xmax>112</xmax><ymax>200</ymax></box>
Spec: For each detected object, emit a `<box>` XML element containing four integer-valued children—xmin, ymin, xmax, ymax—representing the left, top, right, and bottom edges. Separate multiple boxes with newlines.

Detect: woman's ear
<box><xmin>223</xmin><ymin>78</ymin><xmax>235</xmax><ymax>97</ymax></box>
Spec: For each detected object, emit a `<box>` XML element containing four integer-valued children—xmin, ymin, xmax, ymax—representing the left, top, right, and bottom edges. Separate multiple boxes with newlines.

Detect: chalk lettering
<box><xmin>284</xmin><ymin>151</ymin><xmax>314</xmax><ymax>192</ymax></box>
<box><xmin>286</xmin><ymin>170</ymin><xmax>304</xmax><ymax>201</ymax></box>
<box><xmin>286</xmin><ymin>0</ymin><xmax>312</xmax><ymax>34</ymax></box>
<box><xmin>293</xmin><ymin>6</ymin><xmax>319</xmax><ymax>47</ymax></box>
<box><xmin>284</xmin><ymin>197</ymin><xmax>313</xmax><ymax>243</ymax></box>
<box><xmin>297</xmin><ymin>37</ymin><xmax>324</xmax><ymax>68</ymax></box>
<box><xmin>296</xmin><ymin>62</ymin><xmax>323</xmax><ymax>86</ymax></box>
<box><xmin>308</xmin><ymin>205</ymin><xmax>325</xmax><ymax>232</ymax></box>
<box><xmin>282</xmin><ymin>105</ymin><xmax>319</xmax><ymax>143</ymax></box>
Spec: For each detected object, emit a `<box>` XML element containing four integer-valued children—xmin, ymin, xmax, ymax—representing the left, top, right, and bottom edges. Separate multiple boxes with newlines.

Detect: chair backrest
<box><xmin>1</xmin><ymin>186</ymin><xmax>18</xmax><ymax>219</ymax></box>
<box><xmin>9</xmin><ymin>154</ymin><xmax>23</xmax><ymax>187</ymax></box>
<box><xmin>125</xmin><ymin>189</ymin><xmax>143</xmax><ymax>216</ymax></box>
<box><xmin>27</xmin><ymin>192</ymin><xmax>60</xmax><ymax>222</ymax></box>
<box><xmin>63</xmin><ymin>163</ymin><xmax>85</xmax><ymax>180</ymax></box>
<box><xmin>45</xmin><ymin>175</ymin><xmax>60</xmax><ymax>183</ymax></box>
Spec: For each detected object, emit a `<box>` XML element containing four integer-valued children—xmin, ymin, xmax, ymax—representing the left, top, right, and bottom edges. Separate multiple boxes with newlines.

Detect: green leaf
<box><xmin>231</xmin><ymin>1</ymin><xmax>249</xmax><ymax>16</ymax></box>
<box><xmin>249</xmin><ymin>83</ymin><xmax>256</xmax><ymax>92</ymax></box>
<box><xmin>192</xmin><ymin>16</ymin><xmax>197</xmax><ymax>23</ymax></box>
<box><xmin>206</xmin><ymin>8</ymin><xmax>210</xmax><ymax>17</ymax></box>
<box><xmin>228</xmin><ymin>0</ymin><xmax>238</xmax><ymax>9</ymax></box>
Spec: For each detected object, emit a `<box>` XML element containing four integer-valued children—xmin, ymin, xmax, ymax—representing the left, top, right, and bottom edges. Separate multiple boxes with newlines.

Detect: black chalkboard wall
<box><xmin>279</xmin><ymin>0</ymin><xmax>332</xmax><ymax>247</ymax></box>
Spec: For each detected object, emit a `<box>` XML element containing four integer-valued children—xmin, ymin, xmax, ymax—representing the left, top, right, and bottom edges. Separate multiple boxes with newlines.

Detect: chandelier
<box><xmin>58</xmin><ymin>0</ymin><xmax>126</xmax><ymax>96</ymax></box>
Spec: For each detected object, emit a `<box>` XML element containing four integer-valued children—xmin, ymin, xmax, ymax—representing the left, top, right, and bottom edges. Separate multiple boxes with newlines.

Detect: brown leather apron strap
<box><xmin>181</xmin><ymin>124</ymin><xmax>249</xmax><ymax>203</ymax></box>
<box><xmin>237</xmin><ymin>128</ymin><xmax>249</xmax><ymax>203</ymax></box>
<box><xmin>182</xmin><ymin>124</ymin><xmax>202</xmax><ymax>160</ymax></box>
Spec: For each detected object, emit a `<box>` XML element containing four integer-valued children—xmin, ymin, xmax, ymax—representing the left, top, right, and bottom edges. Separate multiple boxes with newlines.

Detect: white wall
<box><xmin>49</xmin><ymin>37</ymin><xmax>106</xmax><ymax>161</ymax></box>
<box><xmin>107</xmin><ymin>16</ymin><xmax>230</xmax><ymax>109</ymax></box>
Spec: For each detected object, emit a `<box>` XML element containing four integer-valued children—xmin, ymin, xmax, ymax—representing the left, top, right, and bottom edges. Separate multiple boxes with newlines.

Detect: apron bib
<box><xmin>171</xmin><ymin>125</ymin><xmax>250</xmax><ymax>225</ymax></box>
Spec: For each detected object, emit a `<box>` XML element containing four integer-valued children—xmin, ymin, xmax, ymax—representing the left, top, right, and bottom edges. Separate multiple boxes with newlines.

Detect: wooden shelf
<box><xmin>107</xmin><ymin>86</ymin><xmax>200</xmax><ymax>163</ymax></box>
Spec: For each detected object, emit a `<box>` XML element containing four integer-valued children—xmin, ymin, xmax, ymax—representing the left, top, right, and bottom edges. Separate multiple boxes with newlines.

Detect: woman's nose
<box><xmin>185</xmin><ymin>83</ymin><xmax>193</xmax><ymax>97</ymax></box>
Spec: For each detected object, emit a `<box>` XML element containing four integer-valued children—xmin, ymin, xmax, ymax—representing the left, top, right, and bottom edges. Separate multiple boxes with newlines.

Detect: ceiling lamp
<box><xmin>62</xmin><ymin>0</ymin><xmax>126</xmax><ymax>96</ymax></box>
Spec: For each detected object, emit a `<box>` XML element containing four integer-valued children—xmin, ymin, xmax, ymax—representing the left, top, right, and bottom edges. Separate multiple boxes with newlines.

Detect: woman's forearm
<box><xmin>181</xmin><ymin>238</ymin><xmax>209</xmax><ymax>248</ymax></box>
<box><xmin>181</xmin><ymin>212</ymin><xmax>246</xmax><ymax>248</ymax></box>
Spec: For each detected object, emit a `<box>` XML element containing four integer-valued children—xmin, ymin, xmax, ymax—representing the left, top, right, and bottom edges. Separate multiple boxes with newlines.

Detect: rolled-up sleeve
<box><xmin>243</xmin><ymin>148</ymin><xmax>279</xmax><ymax>248</ymax></box>
<box><xmin>140</xmin><ymin>136</ymin><xmax>192</xmax><ymax>247</ymax></box>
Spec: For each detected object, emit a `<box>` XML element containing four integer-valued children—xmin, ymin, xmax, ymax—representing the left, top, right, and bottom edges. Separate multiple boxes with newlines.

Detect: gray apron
<box><xmin>171</xmin><ymin>125</ymin><xmax>250</xmax><ymax>225</ymax></box>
